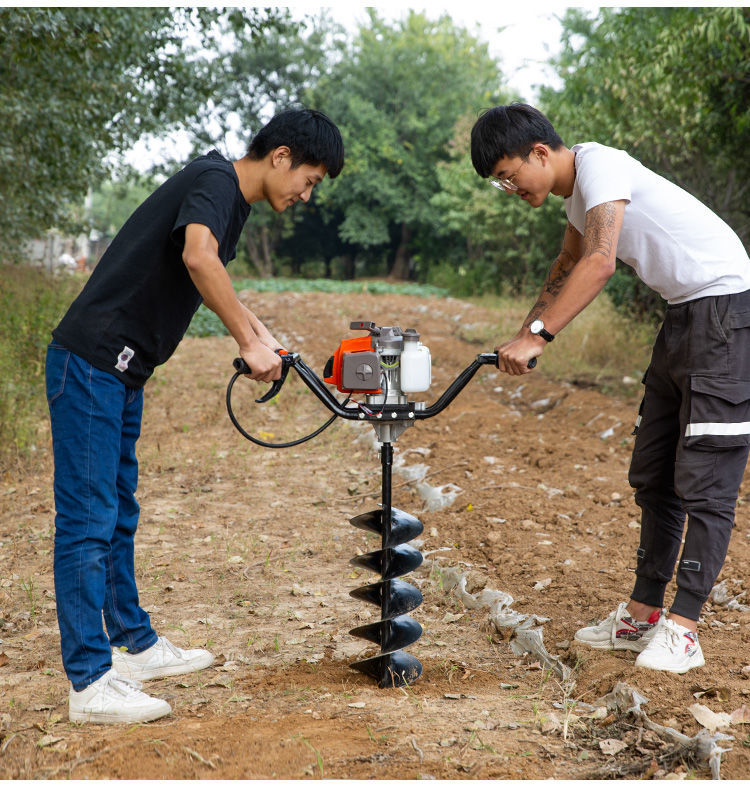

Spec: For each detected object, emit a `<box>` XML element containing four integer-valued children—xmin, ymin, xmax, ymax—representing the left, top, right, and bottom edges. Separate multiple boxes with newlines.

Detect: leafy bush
<box><xmin>0</xmin><ymin>265</ymin><xmax>82</xmax><ymax>469</ymax></box>
<box><xmin>185</xmin><ymin>304</ymin><xmax>228</xmax><ymax>338</ymax></box>
<box><xmin>605</xmin><ymin>265</ymin><xmax>666</xmax><ymax>324</ymax></box>
<box><xmin>232</xmin><ymin>278</ymin><xmax>448</xmax><ymax>297</ymax></box>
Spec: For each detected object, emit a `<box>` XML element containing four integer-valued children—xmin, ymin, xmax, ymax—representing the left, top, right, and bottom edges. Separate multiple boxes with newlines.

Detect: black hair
<box><xmin>247</xmin><ymin>108</ymin><xmax>344</xmax><ymax>179</ymax></box>
<box><xmin>470</xmin><ymin>103</ymin><xmax>565</xmax><ymax>178</ymax></box>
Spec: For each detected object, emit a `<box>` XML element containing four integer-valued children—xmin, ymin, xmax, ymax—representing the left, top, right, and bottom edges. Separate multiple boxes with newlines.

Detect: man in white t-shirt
<box><xmin>470</xmin><ymin>103</ymin><xmax>750</xmax><ymax>674</ymax></box>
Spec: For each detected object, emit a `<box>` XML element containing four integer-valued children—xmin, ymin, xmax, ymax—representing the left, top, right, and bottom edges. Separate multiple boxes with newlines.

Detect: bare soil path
<box><xmin>1</xmin><ymin>290</ymin><xmax>749</xmax><ymax>779</ymax></box>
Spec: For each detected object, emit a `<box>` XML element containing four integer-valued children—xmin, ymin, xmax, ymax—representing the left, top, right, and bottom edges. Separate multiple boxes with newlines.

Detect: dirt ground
<box><xmin>1</xmin><ymin>289</ymin><xmax>749</xmax><ymax>780</ymax></box>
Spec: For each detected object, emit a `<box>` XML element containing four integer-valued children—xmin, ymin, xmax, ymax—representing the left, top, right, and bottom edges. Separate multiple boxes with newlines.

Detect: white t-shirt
<box><xmin>564</xmin><ymin>142</ymin><xmax>750</xmax><ymax>304</ymax></box>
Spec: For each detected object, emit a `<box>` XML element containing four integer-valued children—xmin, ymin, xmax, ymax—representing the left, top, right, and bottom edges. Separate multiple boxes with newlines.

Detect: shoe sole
<box><xmin>112</xmin><ymin>655</ymin><xmax>215</xmax><ymax>682</ymax></box>
<box><xmin>635</xmin><ymin>656</ymin><xmax>706</xmax><ymax>674</ymax></box>
<box><xmin>69</xmin><ymin>706</ymin><xmax>171</xmax><ymax>724</ymax></box>
<box><xmin>573</xmin><ymin>636</ymin><xmax>648</xmax><ymax>653</ymax></box>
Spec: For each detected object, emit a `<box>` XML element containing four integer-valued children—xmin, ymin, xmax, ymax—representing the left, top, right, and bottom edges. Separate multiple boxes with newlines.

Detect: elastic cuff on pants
<box><xmin>631</xmin><ymin>576</ymin><xmax>667</xmax><ymax>609</ymax></box>
<box><xmin>669</xmin><ymin>589</ymin><xmax>705</xmax><ymax>622</ymax></box>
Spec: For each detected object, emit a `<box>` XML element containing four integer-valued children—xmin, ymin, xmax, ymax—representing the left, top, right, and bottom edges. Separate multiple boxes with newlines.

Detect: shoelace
<box><xmin>160</xmin><ymin>637</ymin><xmax>183</xmax><ymax>659</ymax></box>
<box><xmin>107</xmin><ymin>673</ymin><xmax>144</xmax><ymax>695</ymax></box>
<box><xmin>657</xmin><ymin>621</ymin><xmax>685</xmax><ymax>652</ymax></box>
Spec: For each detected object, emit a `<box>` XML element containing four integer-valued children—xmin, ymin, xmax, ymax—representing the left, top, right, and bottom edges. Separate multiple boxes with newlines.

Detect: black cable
<box><xmin>226</xmin><ymin>370</ymin><xmax>348</xmax><ymax>449</ymax></box>
<box><xmin>376</xmin><ymin>369</ymin><xmax>389</xmax><ymax>415</ymax></box>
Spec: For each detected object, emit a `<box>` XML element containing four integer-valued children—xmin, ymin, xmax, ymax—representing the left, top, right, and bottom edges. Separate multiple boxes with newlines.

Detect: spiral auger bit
<box><xmin>227</xmin><ymin>319</ymin><xmax>502</xmax><ymax>690</ymax></box>
<box><xmin>349</xmin><ymin>444</ymin><xmax>425</xmax><ymax>688</ymax></box>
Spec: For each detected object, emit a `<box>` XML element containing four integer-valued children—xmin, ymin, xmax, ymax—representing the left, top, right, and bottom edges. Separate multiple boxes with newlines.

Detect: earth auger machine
<box><xmin>226</xmin><ymin>320</ymin><xmax>512</xmax><ymax>689</ymax></box>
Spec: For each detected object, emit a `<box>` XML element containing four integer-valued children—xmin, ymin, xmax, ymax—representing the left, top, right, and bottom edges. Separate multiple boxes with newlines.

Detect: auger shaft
<box><xmin>380</xmin><ymin>442</ymin><xmax>393</xmax><ymax>623</ymax></box>
<box><xmin>349</xmin><ymin>440</ymin><xmax>424</xmax><ymax>688</ymax></box>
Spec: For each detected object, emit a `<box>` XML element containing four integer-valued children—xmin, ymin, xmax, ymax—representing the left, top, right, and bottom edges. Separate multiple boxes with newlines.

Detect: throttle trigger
<box><xmin>255</xmin><ymin>352</ymin><xmax>292</xmax><ymax>403</ymax></box>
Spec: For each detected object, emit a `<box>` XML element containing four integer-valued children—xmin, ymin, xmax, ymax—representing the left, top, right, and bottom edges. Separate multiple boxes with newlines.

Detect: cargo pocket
<box><xmin>728</xmin><ymin>310</ymin><xmax>750</xmax><ymax>377</ymax></box>
<box><xmin>684</xmin><ymin>375</ymin><xmax>750</xmax><ymax>448</ymax></box>
<box><xmin>728</xmin><ymin>310</ymin><xmax>750</xmax><ymax>330</ymax></box>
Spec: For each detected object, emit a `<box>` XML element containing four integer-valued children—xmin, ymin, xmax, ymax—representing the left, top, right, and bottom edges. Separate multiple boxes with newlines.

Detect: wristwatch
<box><xmin>529</xmin><ymin>319</ymin><xmax>555</xmax><ymax>342</ymax></box>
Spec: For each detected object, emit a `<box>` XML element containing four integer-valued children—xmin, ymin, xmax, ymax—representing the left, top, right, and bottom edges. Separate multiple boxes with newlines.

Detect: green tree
<box><xmin>431</xmin><ymin>114</ymin><xmax>567</xmax><ymax>295</ymax></box>
<box><xmin>89</xmin><ymin>178</ymin><xmax>162</xmax><ymax>239</ymax></box>
<box><xmin>311</xmin><ymin>10</ymin><xmax>504</xmax><ymax>279</ymax></box>
<box><xmin>537</xmin><ymin>6</ymin><xmax>749</xmax><ymax>319</ymax></box>
<box><xmin>0</xmin><ymin>7</ymin><xmax>287</xmax><ymax>259</ymax></box>
<box><xmin>542</xmin><ymin>7</ymin><xmax>750</xmax><ymax>244</ymax></box>
<box><xmin>201</xmin><ymin>11</ymin><xmax>343</xmax><ymax>277</ymax></box>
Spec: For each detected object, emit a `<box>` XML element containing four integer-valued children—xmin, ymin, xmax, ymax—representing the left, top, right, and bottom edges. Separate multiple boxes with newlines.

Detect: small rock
<box><xmin>599</xmin><ymin>738</ymin><xmax>627</xmax><ymax>756</ymax></box>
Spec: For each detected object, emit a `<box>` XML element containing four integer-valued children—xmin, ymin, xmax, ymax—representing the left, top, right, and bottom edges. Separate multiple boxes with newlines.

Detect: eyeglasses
<box><xmin>488</xmin><ymin>153</ymin><xmax>531</xmax><ymax>192</ymax></box>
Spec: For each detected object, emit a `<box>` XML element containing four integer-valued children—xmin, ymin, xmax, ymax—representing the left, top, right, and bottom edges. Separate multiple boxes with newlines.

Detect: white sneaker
<box><xmin>69</xmin><ymin>668</ymin><xmax>171</xmax><ymax>724</ymax></box>
<box><xmin>635</xmin><ymin>618</ymin><xmax>705</xmax><ymax>674</ymax></box>
<box><xmin>574</xmin><ymin>602</ymin><xmax>663</xmax><ymax>652</ymax></box>
<box><xmin>111</xmin><ymin>636</ymin><xmax>214</xmax><ymax>681</ymax></box>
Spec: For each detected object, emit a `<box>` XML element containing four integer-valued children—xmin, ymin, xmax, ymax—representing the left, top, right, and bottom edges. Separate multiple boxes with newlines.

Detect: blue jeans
<box><xmin>46</xmin><ymin>344</ymin><xmax>157</xmax><ymax>690</ymax></box>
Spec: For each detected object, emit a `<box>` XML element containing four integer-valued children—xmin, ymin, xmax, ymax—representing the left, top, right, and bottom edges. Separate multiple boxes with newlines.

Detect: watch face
<box><xmin>530</xmin><ymin>320</ymin><xmax>543</xmax><ymax>334</ymax></box>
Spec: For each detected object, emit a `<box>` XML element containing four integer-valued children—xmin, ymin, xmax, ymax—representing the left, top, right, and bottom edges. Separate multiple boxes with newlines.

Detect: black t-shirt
<box><xmin>52</xmin><ymin>150</ymin><xmax>251</xmax><ymax>388</ymax></box>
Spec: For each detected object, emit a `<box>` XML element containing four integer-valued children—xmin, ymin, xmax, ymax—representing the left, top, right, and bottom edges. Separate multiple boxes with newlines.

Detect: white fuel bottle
<box><xmin>400</xmin><ymin>329</ymin><xmax>431</xmax><ymax>393</ymax></box>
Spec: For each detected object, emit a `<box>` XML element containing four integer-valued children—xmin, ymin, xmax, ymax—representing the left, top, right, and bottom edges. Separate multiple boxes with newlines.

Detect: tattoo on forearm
<box><xmin>546</xmin><ymin>249</ymin><xmax>576</xmax><ymax>296</ymax></box>
<box><xmin>523</xmin><ymin>223</ymin><xmax>584</xmax><ymax>327</ymax></box>
<box><xmin>525</xmin><ymin>299</ymin><xmax>548</xmax><ymax>325</ymax></box>
<box><xmin>524</xmin><ymin>249</ymin><xmax>576</xmax><ymax>326</ymax></box>
<box><xmin>583</xmin><ymin>203</ymin><xmax>618</xmax><ymax>260</ymax></box>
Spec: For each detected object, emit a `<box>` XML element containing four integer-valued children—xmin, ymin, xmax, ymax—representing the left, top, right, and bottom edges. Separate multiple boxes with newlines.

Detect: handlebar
<box><xmin>233</xmin><ymin>352</ymin><xmax>294</xmax><ymax>403</ymax></box>
<box><xmin>230</xmin><ymin>350</ymin><xmax>501</xmax><ymax>423</ymax></box>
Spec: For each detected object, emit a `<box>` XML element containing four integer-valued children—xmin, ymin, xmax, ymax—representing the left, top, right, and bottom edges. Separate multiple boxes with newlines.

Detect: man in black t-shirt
<box><xmin>46</xmin><ymin>109</ymin><xmax>344</xmax><ymax>724</ymax></box>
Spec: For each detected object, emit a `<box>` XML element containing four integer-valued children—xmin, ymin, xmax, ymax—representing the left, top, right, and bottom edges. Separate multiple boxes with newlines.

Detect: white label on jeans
<box><xmin>115</xmin><ymin>346</ymin><xmax>135</xmax><ymax>372</ymax></box>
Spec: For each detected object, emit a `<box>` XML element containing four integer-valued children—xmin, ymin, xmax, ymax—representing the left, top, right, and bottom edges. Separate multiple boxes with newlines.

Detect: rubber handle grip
<box><xmin>233</xmin><ymin>349</ymin><xmax>288</xmax><ymax>376</ymax></box>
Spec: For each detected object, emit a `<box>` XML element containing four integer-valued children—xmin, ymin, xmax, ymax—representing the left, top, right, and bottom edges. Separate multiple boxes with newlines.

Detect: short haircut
<box><xmin>247</xmin><ymin>108</ymin><xmax>345</xmax><ymax>178</ymax></box>
<box><xmin>470</xmin><ymin>103</ymin><xmax>565</xmax><ymax>178</ymax></box>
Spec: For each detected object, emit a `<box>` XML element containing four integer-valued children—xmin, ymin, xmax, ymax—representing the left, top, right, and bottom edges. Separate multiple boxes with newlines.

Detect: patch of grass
<box><xmin>296</xmin><ymin>734</ymin><xmax>324</xmax><ymax>778</ymax></box>
<box><xmin>0</xmin><ymin>264</ymin><xmax>83</xmax><ymax>470</ymax></box>
<box><xmin>233</xmin><ymin>277</ymin><xmax>447</xmax><ymax>297</ymax></box>
<box><xmin>19</xmin><ymin>577</ymin><xmax>38</xmax><ymax>624</ymax></box>
<box><xmin>185</xmin><ymin>277</ymin><xmax>448</xmax><ymax>337</ymax></box>
<box><xmin>185</xmin><ymin>304</ymin><xmax>229</xmax><ymax>338</ymax></box>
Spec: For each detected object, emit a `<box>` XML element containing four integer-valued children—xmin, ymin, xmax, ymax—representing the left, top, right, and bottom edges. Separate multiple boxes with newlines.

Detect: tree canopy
<box><xmin>3</xmin><ymin>6</ymin><xmax>748</xmax><ymax>313</ymax></box>
<box><xmin>310</xmin><ymin>10</ymin><xmax>504</xmax><ymax>278</ymax></box>
<box><xmin>0</xmin><ymin>7</ymin><xmax>288</xmax><ymax>258</ymax></box>
<box><xmin>542</xmin><ymin>6</ymin><xmax>750</xmax><ymax>243</ymax></box>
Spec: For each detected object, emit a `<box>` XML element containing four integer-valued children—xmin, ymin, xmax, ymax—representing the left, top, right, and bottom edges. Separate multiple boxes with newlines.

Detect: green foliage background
<box><xmin>5</xmin><ymin>7</ymin><xmax>746</xmax><ymax>300</ymax></box>
<box><xmin>2</xmin><ymin>7</ymin><xmax>749</xmax><ymax>465</ymax></box>
<box><xmin>0</xmin><ymin>267</ymin><xmax>82</xmax><ymax>467</ymax></box>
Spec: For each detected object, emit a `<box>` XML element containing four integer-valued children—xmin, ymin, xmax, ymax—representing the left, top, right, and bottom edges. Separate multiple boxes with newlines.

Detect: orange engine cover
<box><xmin>324</xmin><ymin>336</ymin><xmax>382</xmax><ymax>394</ymax></box>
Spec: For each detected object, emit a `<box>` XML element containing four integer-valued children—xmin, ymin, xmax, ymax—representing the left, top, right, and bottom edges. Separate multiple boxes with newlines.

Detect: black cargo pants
<box><xmin>628</xmin><ymin>289</ymin><xmax>750</xmax><ymax>621</ymax></box>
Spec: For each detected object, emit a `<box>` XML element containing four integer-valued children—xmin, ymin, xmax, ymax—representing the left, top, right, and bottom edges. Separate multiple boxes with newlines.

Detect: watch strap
<box><xmin>538</xmin><ymin>326</ymin><xmax>555</xmax><ymax>342</ymax></box>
